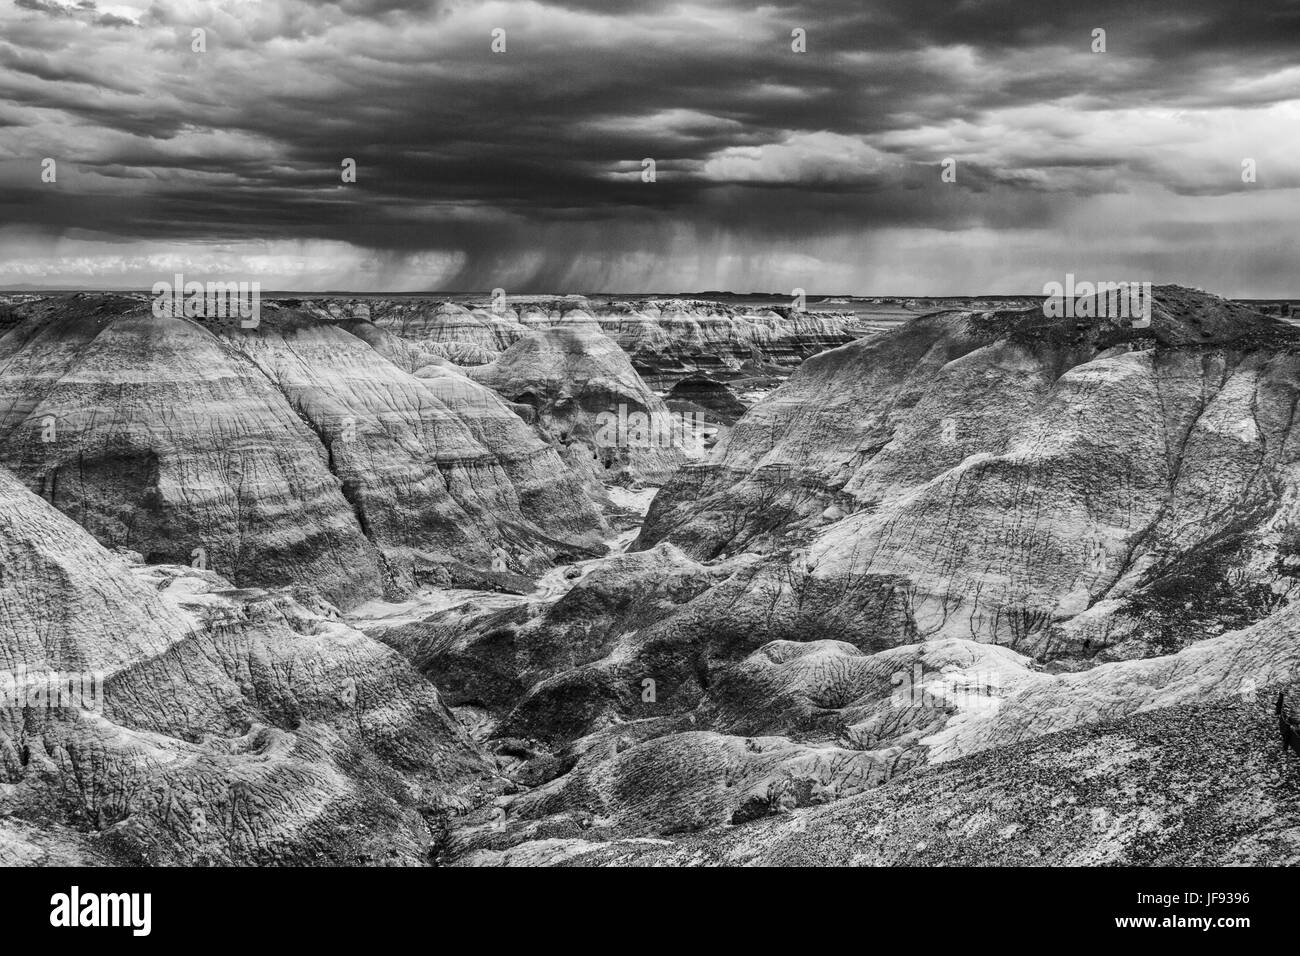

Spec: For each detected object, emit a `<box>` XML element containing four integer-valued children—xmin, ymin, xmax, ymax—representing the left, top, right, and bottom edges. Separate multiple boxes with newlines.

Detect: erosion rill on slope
<box><xmin>0</xmin><ymin>295</ymin><xmax>607</xmax><ymax>606</ymax></box>
<box><xmin>0</xmin><ymin>465</ymin><xmax>492</xmax><ymax>864</ymax></box>
<box><xmin>3</xmin><ymin>286</ymin><xmax>1300</xmax><ymax>866</ymax></box>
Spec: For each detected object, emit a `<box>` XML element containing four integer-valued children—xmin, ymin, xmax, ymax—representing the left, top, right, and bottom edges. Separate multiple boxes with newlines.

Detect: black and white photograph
<box><xmin>0</xmin><ymin>0</ymin><xmax>1295</xmax><ymax>933</ymax></box>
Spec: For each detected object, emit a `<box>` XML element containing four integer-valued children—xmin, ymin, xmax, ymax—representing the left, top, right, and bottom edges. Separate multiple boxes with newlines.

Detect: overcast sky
<box><xmin>0</xmin><ymin>0</ymin><xmax>1297</xmax><ymax>294</ymax></box>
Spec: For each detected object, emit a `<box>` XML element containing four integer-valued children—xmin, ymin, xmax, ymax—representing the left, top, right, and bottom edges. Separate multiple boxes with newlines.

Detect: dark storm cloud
<box><xmin>14</xmin><ymin>0</ymin><xmax>136</xmax><ymax>24</ymax></box>
<box><xmin>0</xmin><ymin>0</ymin><xmax>1298</xmax><ymax>291</ymax></box>
<box><xmin>13</xmin><ymin>0</ymin><xmax>68</xmax><ymax>15</ymax></box>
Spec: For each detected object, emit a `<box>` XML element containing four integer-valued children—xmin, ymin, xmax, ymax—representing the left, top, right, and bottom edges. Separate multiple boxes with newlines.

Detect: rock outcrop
<box><xmin>466</xmin><ymin>325</ymin><xmax>691</xmax><ymax>485</ymax></box>
<box><xmin>665</xmin><ymin>374</ymin><xmax>750</xmax><ymax>427</ymax></box>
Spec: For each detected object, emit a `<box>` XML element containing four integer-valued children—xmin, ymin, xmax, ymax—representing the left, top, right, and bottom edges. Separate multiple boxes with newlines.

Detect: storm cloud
<box><xmin>0</xmin><ymin>0</ymin><xmax>1297</xmax><ymax>293</ymax></box>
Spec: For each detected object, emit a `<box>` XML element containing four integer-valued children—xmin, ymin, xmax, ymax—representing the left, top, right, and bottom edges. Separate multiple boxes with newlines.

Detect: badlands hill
<box><xmin>0</xmin><ymin>295</ymin><xmax>605</xmax><ymax>608</ymax></box>
<box><xmin>290</xmin><ymin>295</ymin><xmax>864</xmax><ymax>388</ymax></box>
<box><xmin>0</xmin><ymin>465</ymin><xmax>493</xmax><ymax>865</ymax></box>
<box><xmin>379</xmin><ymin>286</ymin><xmax>1300</xmax><ymax>864</ymax></box>
<box><xmin>576</xmin><ymin>298</ymin><xmax>864</xmax><ymax>388</ymax></box>
<box><xmin>288</xmin><ymin>295</ymin><xmax>863</xmax><ymax>484</ymax></box>
<box><xmin>4</xmin><ymin>284</ymin><xmax>1300</xmax><ymax>868</ymax></box>
<box><xmin>466</xmin><ymin>324</ymin><xmax>689</xmax><ymax>485</ymax></box>
<box><xmin>639</xmin><ymin>286</ymin><xmax>1300</xmax><ymax>660</ymax></box>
